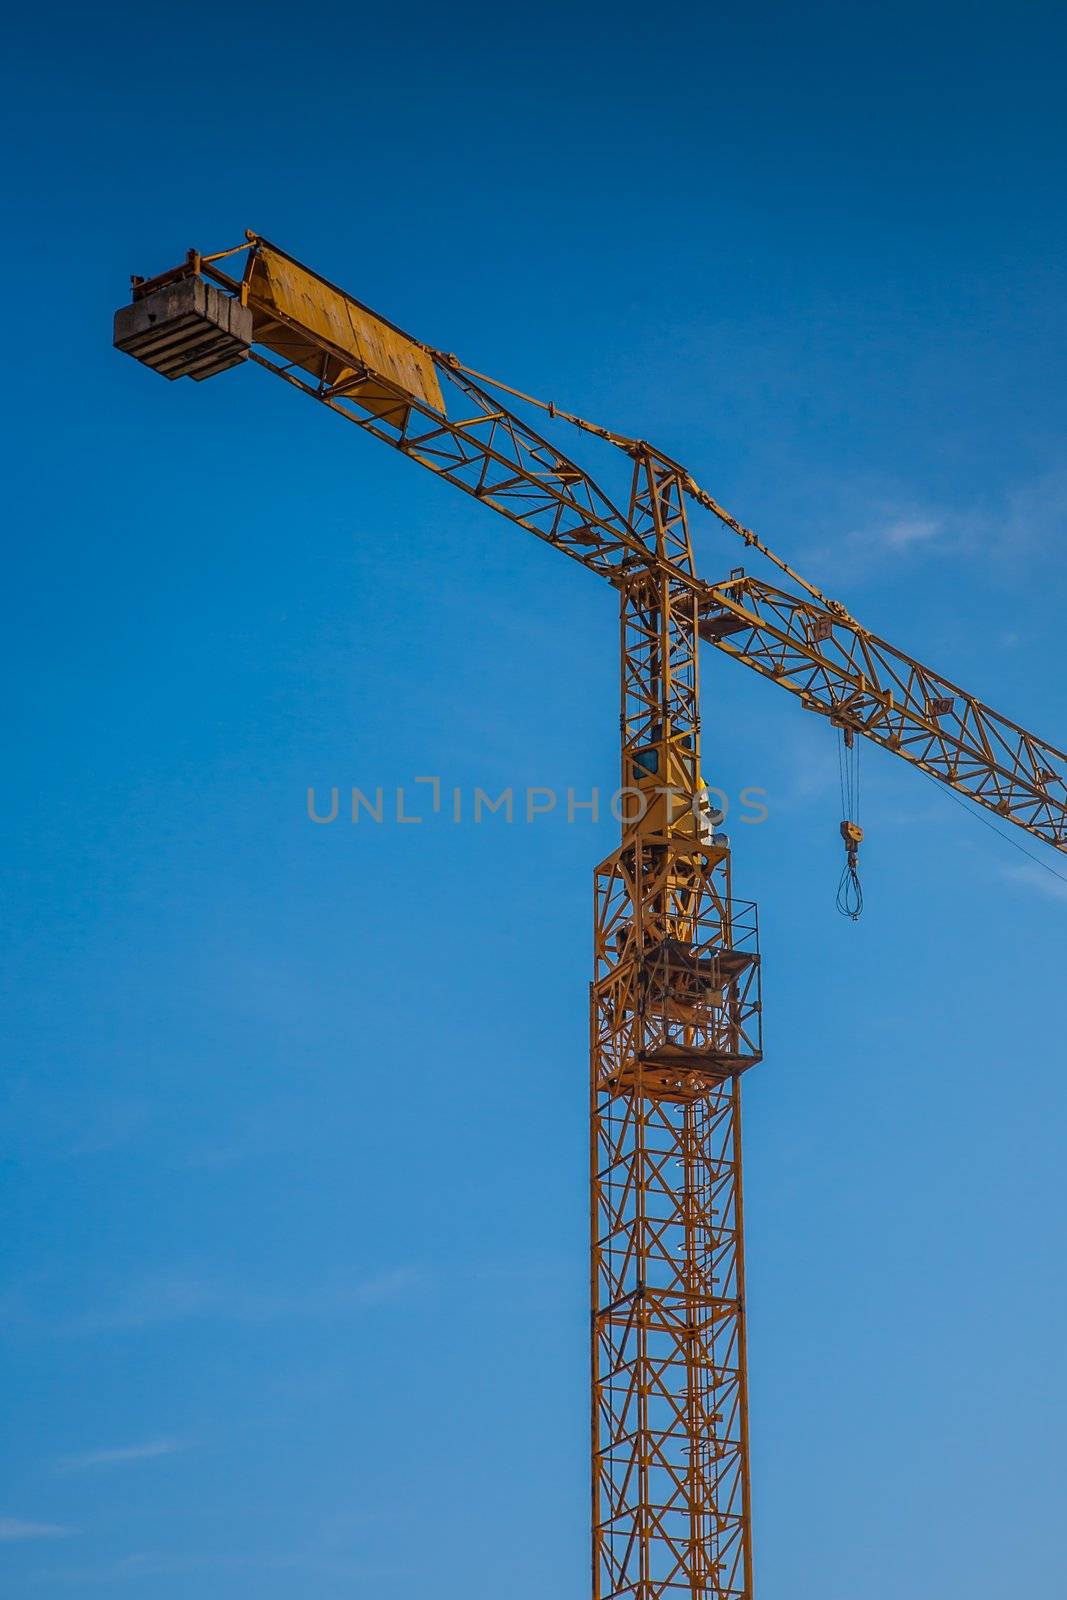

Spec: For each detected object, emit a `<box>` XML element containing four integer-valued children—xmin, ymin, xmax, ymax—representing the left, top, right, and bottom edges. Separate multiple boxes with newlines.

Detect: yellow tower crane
<box><xmin>115</xmin><ymin>235</ymin><xmax>1067</xmax><ymax>1600</ymax></box>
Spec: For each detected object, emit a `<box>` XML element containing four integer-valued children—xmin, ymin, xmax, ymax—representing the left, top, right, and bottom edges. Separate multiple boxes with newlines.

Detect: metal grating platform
<box><xmin>113</xmin><ymin>277</ymin><xmax>253</xmax><ymax>382</ymax></box>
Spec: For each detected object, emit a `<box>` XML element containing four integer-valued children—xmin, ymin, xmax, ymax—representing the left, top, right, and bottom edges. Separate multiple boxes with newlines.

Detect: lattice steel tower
<box><xmin>592</xmin><ymin>452</ymin><xmax>760</xmax><ymax>1598</ymax></box>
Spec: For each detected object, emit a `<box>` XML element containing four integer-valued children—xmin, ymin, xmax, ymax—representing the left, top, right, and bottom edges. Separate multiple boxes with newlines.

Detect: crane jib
<box><xmin>113</xmin><ymin>239</ymin><xmax>1067</xmax><ymax>857</ymax></box>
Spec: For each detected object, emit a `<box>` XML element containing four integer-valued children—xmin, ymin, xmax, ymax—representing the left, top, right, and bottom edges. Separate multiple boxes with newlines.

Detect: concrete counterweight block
<box><xmin>113</xmin><ymin>277</ymin><xmax>253</xmax><ymax>381</ymax></box>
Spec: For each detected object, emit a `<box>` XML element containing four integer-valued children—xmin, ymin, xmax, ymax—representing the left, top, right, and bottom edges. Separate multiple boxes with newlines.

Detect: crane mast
<box><xmin>592</xmin><ymin>451</ymin><xmax>759</xmax><ymax>1597</ymax></box>
<box><xmin>114</xmin><ymin>234</ymin><xmax>1067</xmax><ymax>1600</ymax></box>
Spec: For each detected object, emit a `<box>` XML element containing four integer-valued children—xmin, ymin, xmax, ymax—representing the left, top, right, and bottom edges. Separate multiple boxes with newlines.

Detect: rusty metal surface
<box><xmin>246</xmin><ymin>244</ymin><xmax>445</xmax><ymax>416</ymax></box>
<box><xmin>588</xmin><ymin>455</ymin><xmax>756</xmax><ymax>1598</ymax></box>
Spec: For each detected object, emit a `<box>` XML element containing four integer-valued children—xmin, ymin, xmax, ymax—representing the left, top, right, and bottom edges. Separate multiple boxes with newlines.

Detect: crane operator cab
<box><xmin>626</xmin><ymin>730</ymin><xmax>727</xmax><ymax>849</ymax></box>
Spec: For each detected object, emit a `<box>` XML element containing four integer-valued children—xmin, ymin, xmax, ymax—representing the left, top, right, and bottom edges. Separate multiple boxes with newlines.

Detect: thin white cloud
<box><xmin>58</xmin><ymin>1439</ymin><xmax>184</xmax><ymax>1472</ymax></box>
<box><xmin>879</xmin><ymin>513</ymin><xmax>943</xmax><ymax>550</ymax></box>
<box><xmin>0</xmin><ymin>1518</ymin><xmax>70</xmax><ymax>1542</ymax></box>
<box><xmin>1000</xmin><ymin>862</ymin><xmax>1067</xmax><ymax>903</ymax></box>
<box><xmin>788</xmin><ymin>461</ymin><xmax>1067</xmax><ymax>586</ymax></box>
<box><xmin>75</xmin><ymin>1274</ymin><xmax>220</xmax><ymax>1332</ymax></box>
<box><xmin>834</xmin><ymin>504</ymin><xmax>949</xmax><ymax>561</ymax></box>
<box><xmin>1001</xmin><ymin>468</ymin><xmax>1067</xmax><ymax>556</ymax></box>
<box><xmin>353</xmin><ymin>1267</ymin><xmax>421</xmax><ymax>1306</ymax></box>
<box><xmin>796</xmin><ymin>501</ymin><xmax>951</xmax><ymax>576</ymax></box>
<box><xmin>27</xmin><ymin>1549</ymin><xmax>412</xmax><ymax>1585</ymax></box>
<box><xmin>72</xmin><ymin>1265</ymin><xmax>422</xmax><ymax>1334</ymax></box>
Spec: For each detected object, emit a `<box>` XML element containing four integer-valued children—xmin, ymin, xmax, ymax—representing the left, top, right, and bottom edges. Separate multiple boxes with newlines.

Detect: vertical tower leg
<box><xmin>590</xmin><ymin>843</ymin><xmax>760</xmax><ymax>1598</ymax></box>
<box><xmin>590</xmin><ymin>452</ymin><xmax>762</xmax><ymax>1599</ymax></box>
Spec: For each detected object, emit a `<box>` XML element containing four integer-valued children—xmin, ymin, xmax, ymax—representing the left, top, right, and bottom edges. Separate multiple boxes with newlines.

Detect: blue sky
<box><xmin>2</xmin><ymin>1</ymin><xmax>1067</xmax><ymax>1595</ymax></box>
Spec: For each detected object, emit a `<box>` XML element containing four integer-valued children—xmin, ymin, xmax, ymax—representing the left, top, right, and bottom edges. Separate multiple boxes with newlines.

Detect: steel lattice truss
<box><xmin>592</xmin><ymin>800</ymin><xmax>761</xmax><ymax>1599</ymax></box>
<box><xmin>116</xmin><ymin>237</ymin><xmax>1067</xmax><ymax>1600</ymax></box>
<box><xmin>699</xmin><ymin>578</ymin><xmax>1067</xmax><ymax>846</ymax></box>
<box><xmin>591</xmin><ymin>1080</ymin><xmax>750</xmax><ymax>1598</ymax></box>
<box><xmin>585</xmin><ymin>454</ymin><xmax>760</xmax><ymax>1599</ymax></box>
<box><xmin>220</xmin><ymin>239</ymin><xmax>1066</xmax><ymax>855</ymax></box>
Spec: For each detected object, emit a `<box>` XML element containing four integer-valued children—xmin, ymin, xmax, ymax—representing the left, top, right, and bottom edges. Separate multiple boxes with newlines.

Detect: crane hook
<box><xmin>837</xmin><ymin>819</ymin><xmax>864</xmax><ymax>920</ymax></box>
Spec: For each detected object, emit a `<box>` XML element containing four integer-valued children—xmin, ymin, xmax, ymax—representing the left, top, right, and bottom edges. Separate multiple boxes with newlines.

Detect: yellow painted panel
<box><xmin>249</xmin><ymin>246</ymin><xmax>445</xmax><ymax>415</ymax></box>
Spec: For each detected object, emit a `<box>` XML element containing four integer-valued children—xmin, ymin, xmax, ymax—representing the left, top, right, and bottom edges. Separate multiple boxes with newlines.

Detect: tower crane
<box><xmin>114</xmin><ymin>235</ymin><xmax>1067</xmax><ymax>1600</ymax></box>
